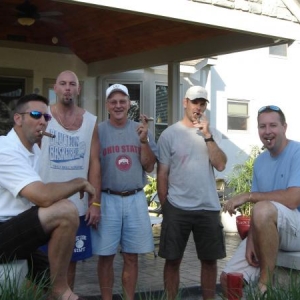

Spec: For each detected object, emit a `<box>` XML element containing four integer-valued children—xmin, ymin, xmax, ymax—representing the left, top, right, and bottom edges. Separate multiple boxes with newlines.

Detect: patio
<box><xmin>74</xmin><ymin>226</ymin><xmax>241</xmax><ymax>299</ymax></box>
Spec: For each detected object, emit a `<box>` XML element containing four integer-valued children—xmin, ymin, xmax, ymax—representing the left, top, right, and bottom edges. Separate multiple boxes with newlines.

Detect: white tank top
<box><xmin>39</xmin><ymin>109</ymin><xmax>97</xmax><ymax>215</ymax></box>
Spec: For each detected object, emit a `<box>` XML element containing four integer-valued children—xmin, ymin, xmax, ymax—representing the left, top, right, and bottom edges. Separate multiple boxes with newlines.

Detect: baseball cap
<box><xmin>185</xmin><ymin>86</ymin><xmax>209</xmax><ymax>102</ymax></box>
<box><xmin>106</xmin><ymin>84</ymin><xmax>129</xmax><ymax>99</ymax></box>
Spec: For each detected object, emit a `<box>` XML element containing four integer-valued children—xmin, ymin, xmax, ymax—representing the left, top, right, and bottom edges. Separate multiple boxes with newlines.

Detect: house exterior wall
<box><xmin>209</xmin><ymin>40</ymin><xmax>300</xmax><ymax>179</ymax></box>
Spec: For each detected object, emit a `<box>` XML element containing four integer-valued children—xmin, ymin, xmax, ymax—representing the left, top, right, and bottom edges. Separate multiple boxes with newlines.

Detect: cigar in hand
<box><xmin>139</xmin><ymin>117</ymin><xmax>154</xmax><ymax>122</ymax></box>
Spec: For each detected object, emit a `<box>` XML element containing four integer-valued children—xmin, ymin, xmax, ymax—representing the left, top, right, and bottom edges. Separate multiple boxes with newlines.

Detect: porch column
<box><xmin>167</xmin><ymin>62</ymin><xmax>180</xmax><ymax>125</ymax></box>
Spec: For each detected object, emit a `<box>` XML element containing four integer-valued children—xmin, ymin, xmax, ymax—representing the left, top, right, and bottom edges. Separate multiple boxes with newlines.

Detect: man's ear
<box><xmin>183</xmin><ymin>98</ymin><xmax>188</xmax><ymax>109</ymax></box>
<box><xmin>14</xmin><ymin>113</ymin><xmax>22</xmax><ymax>126</ymax></box>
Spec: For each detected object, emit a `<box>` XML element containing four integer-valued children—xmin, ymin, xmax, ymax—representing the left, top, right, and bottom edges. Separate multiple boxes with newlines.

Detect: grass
<box><xmin>2</xmin><ymin>262</ymin><xmax>300</xmax><ymax>299</ymax></box>
<box><xmin>229</xmin><ymin>267</ymin><xmax>300</xmax><ymax>300</ymax></box>
<box><xmin>0</xmin><ymin>261</ymin><xmax>51</xmax><ymax>300</ymax></box>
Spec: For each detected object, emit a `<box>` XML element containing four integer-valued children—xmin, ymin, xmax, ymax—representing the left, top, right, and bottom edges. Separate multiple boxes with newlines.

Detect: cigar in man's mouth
<box><xmin>40</xmin><ymin>131</ymin><xmax>56</xmax><ymax>138</ymax></box>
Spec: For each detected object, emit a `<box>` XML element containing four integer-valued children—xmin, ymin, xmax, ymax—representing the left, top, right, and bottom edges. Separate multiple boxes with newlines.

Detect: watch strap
<box><xmin>204</xmin><ymin>135</ymin><xmax>214</xmax><ymax>142</ymax></box>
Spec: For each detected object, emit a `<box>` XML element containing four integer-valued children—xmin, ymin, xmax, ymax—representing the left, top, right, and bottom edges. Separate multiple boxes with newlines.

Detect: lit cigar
<box><xmin>40</xmin><ymin>131</ymin><xmax>56</xmax><ymax>138</ymax></box>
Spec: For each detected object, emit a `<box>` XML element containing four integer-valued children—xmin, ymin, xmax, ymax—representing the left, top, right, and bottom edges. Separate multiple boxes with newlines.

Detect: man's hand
<box><xmin>223</xmin><ymin>193</ymin><xmax>249</xmax><ymax>216</ymax></box>
<box><xmin>193</xmin><ymin>114</ymin><xmax>210</xmax><ymax>136</ymax></box>
<box><xmin>137</xmin><ymin>114</ymin><xmax>149</xmax><ymax>143</ymax></box>
<box><xmin>86</xmin><ymin>203</ymin><xmax>101</xmax><ymax>228</ymax></box>
<box><xmin>246</xmin><ymin>230</ymin><xmax>259</xmax><ymax>267</ymax></box>
<box><xmin>79</xmin><ymin>180</ymin><xmax>96</xmax><ymax>201</ymax></box>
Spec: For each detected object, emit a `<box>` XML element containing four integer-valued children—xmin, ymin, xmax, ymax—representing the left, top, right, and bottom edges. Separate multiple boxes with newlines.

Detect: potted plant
<box><xmin>144</xmin><ymin>175</ymin><xmax>157</xmax><ymax>205</ymax></box>
<box><xmin>226</xmin><ymin>146</ymin><xmax>262</xmax><ymax>239</ymax></box>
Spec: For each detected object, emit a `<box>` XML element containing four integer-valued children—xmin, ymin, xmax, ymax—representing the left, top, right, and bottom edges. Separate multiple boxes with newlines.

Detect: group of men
<box><xmin>1</xmin><ymin>70</ymin><xmax>300</xmax><ymax>300</ymax></box>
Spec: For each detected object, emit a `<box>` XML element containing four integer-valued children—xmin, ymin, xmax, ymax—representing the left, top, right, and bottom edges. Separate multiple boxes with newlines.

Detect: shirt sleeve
<box><xmin>0</xmin><ymin>146</ymin><xmax>42</xmax><ymax>198</ymax></box>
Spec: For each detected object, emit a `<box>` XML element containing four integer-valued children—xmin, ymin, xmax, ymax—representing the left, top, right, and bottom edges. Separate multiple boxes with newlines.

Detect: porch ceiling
<box><xmin>0</xmin><ymin>0</ymin><xmax>300</xmax><ymax>76</ymax></box>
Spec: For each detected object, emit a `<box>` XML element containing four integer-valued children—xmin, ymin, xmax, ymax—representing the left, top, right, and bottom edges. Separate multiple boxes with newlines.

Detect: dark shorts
<box><xmin>40</xmin><ymin>215</ymin><xmax>92</xmax><ymax>262</ymax></box>
<box><xmin>0</xmin><ymin>206</ymin><xmax>50</xmax><ymax>283</ymax></box>
<box><xmin>158</xmin><ymin>200</ymin><xmax>226</xmax><ymax>261</ymax></box>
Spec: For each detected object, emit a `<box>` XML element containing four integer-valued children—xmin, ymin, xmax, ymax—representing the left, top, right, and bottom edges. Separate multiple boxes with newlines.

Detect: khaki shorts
<box><xmin>223</xmin><ymin>201</ymin><xmax>300</xmax><ymax>282</ymax></box>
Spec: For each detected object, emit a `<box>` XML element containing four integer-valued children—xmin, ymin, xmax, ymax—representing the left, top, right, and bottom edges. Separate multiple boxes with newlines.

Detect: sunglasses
<box><xmin>19</xmin><ymin>111</ymin><xmax>52</xmax><ymax>122</ymax></box>
<box><xmin>258</xmin><ymin>105</ymin><xmax>281</xmax><ymax>114</ymax></box>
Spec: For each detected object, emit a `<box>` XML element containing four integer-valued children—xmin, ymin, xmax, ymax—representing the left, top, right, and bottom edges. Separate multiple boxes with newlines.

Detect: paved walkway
<box><xmin>74</xmin><ymin>225</ymin><xmax>241</xmax><ymax>299</ymax></box>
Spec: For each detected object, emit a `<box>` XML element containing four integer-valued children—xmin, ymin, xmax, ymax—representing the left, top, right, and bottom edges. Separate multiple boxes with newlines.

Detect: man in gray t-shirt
<box><xmin>157</xmin><ymin>86</ymin><xmax>227</xmax><ymax>300</ymax></box>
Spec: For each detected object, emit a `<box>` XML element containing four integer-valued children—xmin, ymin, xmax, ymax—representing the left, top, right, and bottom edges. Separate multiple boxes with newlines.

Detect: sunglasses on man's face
<box><xmin>19</xmin><ymin>111</ymin><xmax>52</xmax><ymax>122</ymax></box>
<box><xmin>258</xmin><ymin>105</ymin><xmax>281</xmax><ymax>114</ymax></box>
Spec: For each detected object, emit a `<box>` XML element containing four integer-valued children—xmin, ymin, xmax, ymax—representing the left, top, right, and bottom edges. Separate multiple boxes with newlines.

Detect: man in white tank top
<box><xmin>39</xmin><ymin>70</ymin><xmax>101</xmax><ymax>290</ymax></box>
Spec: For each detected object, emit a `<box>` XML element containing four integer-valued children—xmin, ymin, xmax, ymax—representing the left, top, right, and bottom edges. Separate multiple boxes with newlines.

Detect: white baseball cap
<box><xmin>106</xmin><ymin>84</ymin><xmax>129</xmax><ymax>99</ymax></box>
<box><xmin>185</xmin><ymin>86</ymin><xmax>209</xmax><ymax>102</ymax></box>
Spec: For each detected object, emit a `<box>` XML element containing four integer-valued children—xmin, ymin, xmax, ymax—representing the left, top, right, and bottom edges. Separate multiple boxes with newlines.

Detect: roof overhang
<box><xmin>57</xmin><ymin>0</ymin><xmax>300</xmax><ymax>76</ymax></box>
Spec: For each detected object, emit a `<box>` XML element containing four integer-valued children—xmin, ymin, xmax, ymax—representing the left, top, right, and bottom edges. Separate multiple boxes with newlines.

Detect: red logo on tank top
<box><xmin>116</xmin><ymin>155</ymin><xmax>132</xmax><ymax>171</ymax></box>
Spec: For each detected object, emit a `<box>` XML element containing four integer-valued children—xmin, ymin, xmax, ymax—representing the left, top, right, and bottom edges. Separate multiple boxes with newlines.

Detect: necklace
<box><xmin>54</xmin><ymin>105</ymin><xmax>77</xmax><ymax>130</ymax></box>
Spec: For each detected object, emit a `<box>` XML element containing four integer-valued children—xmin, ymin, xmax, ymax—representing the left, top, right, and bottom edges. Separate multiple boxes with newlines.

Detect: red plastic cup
<box><xmin>227</xmin><ymin>272</ymin><xmax>243</xmax><ymax>300</ymax></box>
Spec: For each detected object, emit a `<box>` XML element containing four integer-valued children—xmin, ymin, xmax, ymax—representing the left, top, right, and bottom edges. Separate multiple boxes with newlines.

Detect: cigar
<box><xmin>139</xmin><ymin>117</ymin><xmax>154</xmax><ymax>122</ymax></box>
<box><xmin>40</xmin><ymin>131</ymin><xmax>56</xmax><ymax>138</ymax></box>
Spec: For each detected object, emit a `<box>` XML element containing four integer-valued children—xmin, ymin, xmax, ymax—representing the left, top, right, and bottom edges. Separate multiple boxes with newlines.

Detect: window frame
<box><xmin>227</xmin><ymin>100</ymin><xmax>249</xmax><ymax>132</ymax></box>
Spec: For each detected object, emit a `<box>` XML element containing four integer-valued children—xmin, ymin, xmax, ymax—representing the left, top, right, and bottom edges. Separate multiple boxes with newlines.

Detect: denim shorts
<box><xmin>158</xmin><ymin>200</ymin><xmax>226</xmax><ymax>260</ymax></box>
<box><xmin>91</xmin><ymin>191</ymin><xmax>154</xmax><ymax>255</ymax></box>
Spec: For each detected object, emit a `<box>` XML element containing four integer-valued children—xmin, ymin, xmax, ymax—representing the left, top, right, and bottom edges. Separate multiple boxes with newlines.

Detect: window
<box><xmin>0</xmin><ymin>77</ymin><xmax>25</xmax><ymax>135</ymax></box>
<box><xmin>227</xmin><ymin>101</ymin><xmax>249</xmax><ymax>131</ymax></box>
<box><xmin>155</xmin><ymin>84</ymin><xmax>168</xmax><ymax>141</ymax></box>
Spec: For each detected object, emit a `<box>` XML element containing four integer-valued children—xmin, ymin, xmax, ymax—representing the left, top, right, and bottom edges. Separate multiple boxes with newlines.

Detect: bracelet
<box><xmin>92</xmin><ymin>202</ymin><xmax>101</xmax><ymax>207</ymax></box>
<box><xmin>248</xmin><ymin>193</ymin><xmax>252</xmax><ymax>201</ymax></box>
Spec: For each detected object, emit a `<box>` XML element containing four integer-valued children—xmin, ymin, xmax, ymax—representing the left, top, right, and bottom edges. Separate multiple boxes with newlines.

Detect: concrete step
<box><xmin>0</xmin><ymin>260</ymin><xmax>28</xmax><ymax>290</ymax></box>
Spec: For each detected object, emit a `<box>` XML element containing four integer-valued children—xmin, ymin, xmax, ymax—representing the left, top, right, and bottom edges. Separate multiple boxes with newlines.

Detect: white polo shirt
<box><xmin>0</xmin><ymin>129</ymin><xmax>41</xmax><ymax>222</ymax></box>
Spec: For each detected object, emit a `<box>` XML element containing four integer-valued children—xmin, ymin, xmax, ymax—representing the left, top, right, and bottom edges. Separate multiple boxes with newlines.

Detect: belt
<box><xmin>101</xmin><ymin>188</ymin><xmax>143</xmax><ymax>197</ymax></box>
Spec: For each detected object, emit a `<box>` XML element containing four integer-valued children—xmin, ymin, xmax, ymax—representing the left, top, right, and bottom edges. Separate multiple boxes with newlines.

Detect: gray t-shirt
<box><xmin>99</xmin><ymin>119</ymin><xmax>158</xmax><ymax>191</ymax></box>
<box><xmin>158</xmin><ymin>121</ymin><xmax>221</xmax><ymax>211</ymax></box>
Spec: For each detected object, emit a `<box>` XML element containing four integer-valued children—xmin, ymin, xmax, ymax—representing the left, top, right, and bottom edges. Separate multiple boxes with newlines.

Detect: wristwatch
<box><xmin>204</xmin><ymin>135</ymin><xmax>214</xmax><ymax>143</ymax></box>
<box><xmin>140</xmin><ymin>136</ymin><xmax>149</xmax><ymax>144</ymax></box>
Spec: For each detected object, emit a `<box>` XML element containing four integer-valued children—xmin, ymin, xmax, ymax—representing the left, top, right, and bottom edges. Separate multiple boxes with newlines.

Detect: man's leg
<box><xmin>251</xmin><ymin>201</ymin><xmax>279</xmax><ymax>292</ymax></box>
<box><xmin>164</xmin><ymin>258</ymin><xmax>182</xmax><ymax>300</ymax></box>
<box><xmin>201</xmin><ymin>259</ymin><xmax>217</xmax><ymax>300</ymax></box>
<box><xmin>97</xmin><ymin>254</ymin><xmax>115</xmax><ymax>300</ymax></box>
<box><xmin>68</xmin><ymin>261</ymin><xmax>77</xmax><ymax>290</ymax></box>
<box><xmin>122</xmin><ymin>253</ymin><xmax>138</xmax><ymax>300</ymax></box>
<box><xmin>39</xmin><ymin>199</ymin><xmax>80</xmax><ymax>300</ymax></box>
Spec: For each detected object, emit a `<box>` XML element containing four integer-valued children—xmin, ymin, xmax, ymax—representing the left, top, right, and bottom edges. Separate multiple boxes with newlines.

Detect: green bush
<box><xmin>144</xmin><ymin>175</ymin><xmax>157</xmax><ymax>204</ymax></box>
<box><xmin>226</xmin><ymin>145</ymin><xmax>262</xmax><ymax>216</ymax></box>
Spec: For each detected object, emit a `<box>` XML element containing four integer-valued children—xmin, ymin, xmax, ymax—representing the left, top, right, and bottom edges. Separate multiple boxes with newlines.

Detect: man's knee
<box><xmin>123</xmin><ymin>253</ymin><xmax>138</xmax><ymax>266</ymax></box>
<box><xmin>165</xmin><ymin>258</ymin><xmax>181</xmax><ymax>270</ymax></box>
<box><xmin>252</xmin><ymin>201</ymin><xmax>277</xmax><ymax>223</ymax></box>
<box><xmin>40</xmin><ymin>199</ymin><xmax>79</xmax><ymax>229</ymax></box>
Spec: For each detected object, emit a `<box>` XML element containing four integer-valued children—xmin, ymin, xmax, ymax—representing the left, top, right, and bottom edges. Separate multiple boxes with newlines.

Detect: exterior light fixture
<box><xmin>18</xmin><ymin>17</ymin><xmax>35</xmax><ymax>26</ymax></box>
